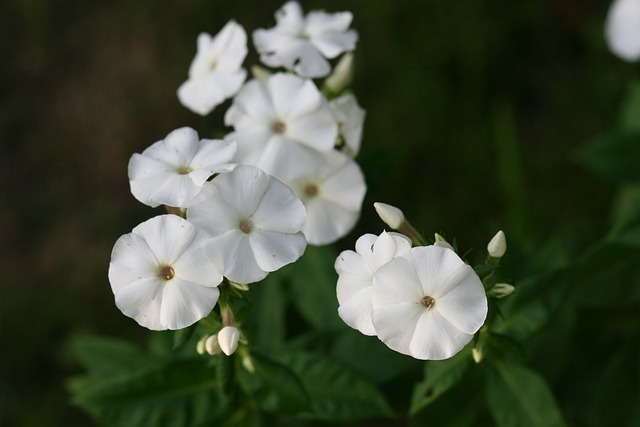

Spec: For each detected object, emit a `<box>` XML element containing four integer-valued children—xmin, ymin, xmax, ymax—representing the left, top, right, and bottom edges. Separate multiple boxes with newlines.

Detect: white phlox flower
<box><xmin>187</xmin><ymin>165</ymin><xmax>307</xmax><ymax>284</ymax></box>
<box><xmin>330</xmin><ymin>94</ymin><xmax>365</xmax><ymax>158</ymax></box>
<box><xmin>108</xmin><ymin>215</ymin><xmax>223</xmax><ymax>331</ymax></box>
<box><xmin>253</xmin><ymin>1</ymin><xmax>358</xmax><ymax>78</ymax></box>
<box><xmin>605</xmin><ymin>0</ymin><xmax>640</xmax><ymax>61</ymax></box>
<box><xmin>372</xmin><ymin>245</ymin><xmax>488</xmax><ymax>360</ymax></box>
<box><xmin>128</xmin><ymin>127</ymin><xmax>236</xmax><ymax>208</ymax></box>
<box><xmin>178</xmin><ymin>20</ymin><xmax>248</xmax><ymax>115</ymax></box>
<box><xmin>225</xmin><ymin>72</ymin><xmax>338</xmax><ymax>176</ymax></box>
<box><xmin>335</xmin><ymin>231</ymin><xmax>412</xmax><ymax>336</ymax></box>
<box><xmin>278</xmin><ymin>148</ymin><xmax>366</xmax><ymax>245</ymax></box>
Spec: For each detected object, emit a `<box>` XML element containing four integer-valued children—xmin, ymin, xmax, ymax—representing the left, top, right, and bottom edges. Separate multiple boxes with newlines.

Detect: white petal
<box><xmin>213</xmin><ymin>21</ymin><xmax>248</xmax><ymax>71</ymax></box>
<box><xmin>311</xmin><ymin>30</ymin><xmax>358</xmax><ymax>59</ymax></box>
<box><xmin>226</xmin><ymin>129</ymin><xmax>273</xmax><ymax>167</ymax></box>
<box><xmin>292</xmin><ymin>44</ymin><xmax>332</xmax><ymax>78</ymax></box>
<box><xmin>225</xmin><ymin>79</ymin><xmax>278</xmax><ymax>127</ymax></box>
<box><xmin>269</xmin><ymin>74</ymin><xmax>321</xmax><ymax>121</ymax></box>
<box><xmin>131</xmin><ymin>215</ymin><xmax>195</xmax><ymax>265</ymax></box>
<box><xmin>435</xmin><ymin>273</ymin><xmax>487</xmax><ymax>335</ymax></box>
<box><xmin>353</xmin><ymin>233</ymin><xmax>379</xmax><ymax>268</ymax></box>
<box><xmin>114</xmin><ymin>277</ymin><xmax>165</xmax><ymax>331</ymax></box>
<box><xmin>187</xmin><ymin>181</ymin><xmax>240</xmax><ymax>236</ymax></box>
<box><xmin>337</xmin><ymin>286</ymin><xmax>376</xmax><ymax>336</ymax></box>
<box><xmin>372</xmin><ymin>255</ymin><xmax>424</xmax><ymax>307</ymax></box>
<box><xmin>317</xmin><ymin>155</ymin><xmax>366</xmax><ymax>212</ymax></box>
<box><xmin>109</xmin><ymin>232</ymin><xmax>159</xmax><ymax>294</ymax></box>
<box><xmin>161</xmin><ymin>127</ymin><xmax>201</xmax><ymax>164</ymax></box>
<box><xmin>330</xmin><ymin>94</ymin><xmax>365</xmax><ymax>157</ymax></box>
<box><xmin>150</xmin><ymin>173</ymin><xmax>199</xmax><ymax>208</ymax></box>
<box><xmin>605</xmin><ymin>0</ymin><xmax>640</xmax><ymax>61</ymax></box>
<box><xmin>253</xmin><ymin>29</ymin><xmax>306</xmax><ymax>70</ymax></box>
<box><xmin>251</xmin><ymin>175</ymin><xmax>306</xmax><ymax>233</ymax></box>
<box><xmin>249</xmin><ymin>229</ymin><xmax>307</xmax><ymax>272</ymax></box>
<box><xmin>274</xmin><ymin>1</ymin><xmax>305</xmax><ymax>32</ymax></box>
<box><xmin>202</xmin><ymin>230</ymin><xmax>267</xmax><ymax>284</ymax></box>
<box><xmin>305</xmin><ymin>10</ymin><xmax>353</xmax><ymax>35</ymax></box>
<box><xmin>303</xmin><ymin>196</ymin><xmax>359</xmax><ymax>245</ymax></box>
<box><xmin>159</xmin><ymin>278</ymin><xmax>220</xmax><ymax>330</ymax></box>
<box><xmin>409</xmin><ymin>309</ymin><xmax>473</xmax><ymax>360</ymax></box>
<box><xmin>372</xmin><ymin>301</ymin><xmax>424</xmax><ymax>357</ymax></box>
<box><xmin>410</xmin><ymin>245</ymin><xmax>470</xmax><ymax>298</ymax></box>
<box><xmin>335</xmin><ymin>249</ymin><xmax>373</xmax><ymax>302</ymax></box>
<box><xmin>189</xmin><ymin>139</ymin><xmax>237</xmax><ymax>184</ymax></box>
<box><xmin>286</xmin><ymin>106</ymin><xmax>337</xmax><ymax>152</ymax></box>
<box><xmin>128</xmin><ymin>154</ymin><xmax>174</xmax><ymax>207</ymax></box>
<box><xmin>172</xmin><ymin>232</ymin><xmax>223</xmax><ymax>287</ymax></box>
<box><xmin>216</xmin><ymin>165</ymin><xmax>269</xmax><ymax>217</ymax></box>
<box><xmin>177</xmin><ymin>77</ymin><xmax>226</xmax><ymax>116</ymax></box>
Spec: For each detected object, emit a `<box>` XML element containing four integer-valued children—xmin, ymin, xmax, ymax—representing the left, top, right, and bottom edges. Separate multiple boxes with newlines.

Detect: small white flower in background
<box><xmin>330</xmin><ymin>94</ymin><xmax>365</xmax><ymax>158</ymax></box>
<box><xmin>178</xmin><ymin>20</ymin><xmax>248</xmax><ymax>115</ymax></box>
<box><xmin>605</xmin><ymin>0</ymin><xmax>640</xmax><ymax>61</ymax></box>
<box><xmin>218</xmin><ymin>326</ymin><xmax>241</xmax><ymax>355</ymax></box>
<box><xmin>372</xmin><ymin>245</ymin><xmax>487</xmax><ymax>360</ymax></box>
<box><xmin>128</xmin><ymin>127</ymin><xmax>236</xmax><ymax>208</ymax></box>
<box><xmin>373</xmin><ymin>202</ymin><xmax>405</xmax><ymax>230</ymax></box>
<box><xmin>487</xmin><ymin>230</ymin><xmax>507</xmax><ymax>258</ymax></box>
<box><xmin>253</xmin><ymin>1</ymin><xmax>358</xmax><ymax>78</ymax></box>
<box><xmin>108</xmin><ymin>215</ymin><xmax>222</xmax><ymax>331</ymax></box>
<box><xmin>187</xmin><ymin>165</ymin><xmax>307</xmax><ymax>284</ymax></box>
<box><xmin>278</xmin><ymin>148</ymin><xmax>366</xmax><ymax>245</ymax></box>
<box><xmin>225</xmin><ymin>73</ymin><xmax>338</xmax><ymax>175</ymax></box>
<box><xmin>335</xmin><ymin>231</ymin><xmax>412</xmax><ymax>336</ymax></box>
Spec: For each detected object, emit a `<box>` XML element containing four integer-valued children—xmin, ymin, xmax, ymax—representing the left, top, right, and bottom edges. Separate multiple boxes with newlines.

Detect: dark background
<box><xmin>1</xmin><ymin>0</ymin><xmax>633</xmax><ymax>425</ymax></box>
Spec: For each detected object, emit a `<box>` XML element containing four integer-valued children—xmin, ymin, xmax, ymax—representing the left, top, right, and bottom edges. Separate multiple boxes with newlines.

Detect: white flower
<box><xmin>128</xmin><ymin>127</ymin><xmax>236</xmax><ymax>208</ymax></box>
<box><xmin>278</xmin><ymin>148</ymin><xmax>366</xmax><ymax>245</ymax></box>
<box><xmin>225</xmin><ymin>73</ymin><xmax>338</xmax><ymax>176</ymax></box>
<box><xmin>373</xmin><ymin>202</ymin><xmax>405</xmax><ymax>230</ymax></box>
<box><xmin>330</xmin><ymin>94</ymin><xmax>365</xmax><ymax>157</ymax></box>
<box><xmin>178</xmin><ymin>20</ymin><xmax>248</xmax><ymax>115</ymax></box>
<box><xmin>218</xmin><ymin>326</ymin><xmax>240</xmax><ymax>356</ymax></box>
<box><xmin>372</xmin><ymin>245</ymin><xmax>487</xmax><ymax>360</ymax></box>
<box><xmin>187</xmin><ymin>165</ymin><xmax>307</xmax><ymax>284</ymax></box>
<box><xmin>605</xmin><ymin>0</ymin><xmax>640</xmax><ymax>61</ymax></box>
<box><xmin>335</xmin><ymin>231</ymin><xmax>412</xmax><ymax>336</ymax></box>
<box><xmin>487</xmin><ymin>230</ymin><xmax>507</xmax><ymax>258</ymax></box>
<box><xmin>253</xmin><ymin>1</ymin><xmax>358</xmax><ymax>78</ymax></box>
<box><xmin>108</xmin><ymin>215</ymin><xmax>222</xmax><ymax>331</ymax></box>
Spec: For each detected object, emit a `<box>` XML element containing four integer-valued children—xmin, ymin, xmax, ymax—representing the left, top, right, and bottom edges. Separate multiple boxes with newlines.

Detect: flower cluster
<box><xmin>109</xmin><ymin>2</ymin><xmax>366</xmax><ymax>346</ymax></box>
<box><xmin>336</xmin><ymin>204</ymin><xmax>499</xmax><ymax>361</ymax></box>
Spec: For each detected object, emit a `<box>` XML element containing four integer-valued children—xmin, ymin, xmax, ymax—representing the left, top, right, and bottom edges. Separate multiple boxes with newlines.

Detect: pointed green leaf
<box><xmin>487</xmin><ymin>360</ymin><xmax>566</xmax><ymax>427</ymax></box>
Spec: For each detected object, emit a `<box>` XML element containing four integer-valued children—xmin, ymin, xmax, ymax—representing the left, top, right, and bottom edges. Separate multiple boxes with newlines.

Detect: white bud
<box><xmin>196</xmin><ymin>335</ymin><xmax>208</xmax><ymax>355</ymax></box>
<box><xmin>472</xmin><ymin>347</ymin><xmax>484</xmax><ymax>364</ymax></box>
<box><xmin>205</xmin><ymin>334</ymin><xmax>221</xmax><ymax>355</ymax></box>
<box><xmin>324</xmin><ymin>53</ymin><xmax>354</xmax><ymax>93</ymax></box>
<box><xmin>434</xmin><ymin>233</ymin><xmax>454</xmax><ymax>251</ymax></box>
<box><xmin>374</xmin><ymin>202</ymin><xmax>405</xmax><ymax>230</ymax></box>
<box><xmin>218</xmin><ymin>326</ymin><xmax>240</xmax><ymax>356</ymax></box>
<box><xmin>487</xmin><ymin>230</ymin><xmax>507</xmax><ymax>258</ymax></box>
<box><xmin>251</xmin><ymin>65</ymin><xmax>272</xmax><ymax>85</ymax></box>
<box><xmin>488</xmin><ymin>283</ymin><xmax>515</xmax><ymax>299</ymax></box>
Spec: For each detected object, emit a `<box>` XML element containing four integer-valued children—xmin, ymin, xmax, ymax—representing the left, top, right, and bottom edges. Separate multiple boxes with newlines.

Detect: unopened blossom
<box><xmin>330</xmin><ymin>94</ymin><xmax>365</xmax><ymax>157</ymax></box>
<box><xmin>178</xmin><ymin>21</ymin><xmax>248</xmax><ymax>115</ymax></box>
<box><xmin>324</xmin><ymin>53</ymin><xmax>354</xmax><ymax>94</ymax></box>
<box><xmin>605</xmin><ymin>0</ymin><xmax>640</xmax><ymax>61</ymax></box>
<box><xmin>128</xmin><ymin>127</ymin><xmax>236</xmax><ymax>208</ymax></box>
<box><xmin>335</xmin><ymin>231</ymin><xmax>412</xmax><ymax>336</ymax></box>
<box><xmin>108</xmin><ymin>215</ymin><xmax>222</xmax><ymax>331</ymax></box>
<box><xmin>487</xmin><ymin>230</ymin><xmax>507</xmax><ymax>258</ymax></box>
<box><xmin>253</xmin><ymin>1</ymin><xmax>358</xmax><ymax>78</ymax></box>
<box><xmin>278</xmin><ymin>148</ymin><xmax>366</xmax><ymax>245</ymax></box>
<box><xmin>187</xmin><ymin>165</ymin><xmax>307</xmax><ymax>284</ymax></box>
<box><xmin>225</xmin><ymin>73</ymin><xmax>338</xmax><ymax>176</ymax></box>
<box><xmin>372</xmin><ymin>245</ymin><xmax>487</xmax><ymax>360</ymax></box>
<box><xmin>373</xmin><ymin>202</ymin><xmax>405</xmax><ymax>230</ymax></box>
<box><xmin>205</xmin><ymin>335</ymin><xmax>222</xmax><ymax>355</ymax></box>
<box><xmin>218</xmin><ymin>326</ymin><xmax>240</xmax><ymax>355</ymax></box>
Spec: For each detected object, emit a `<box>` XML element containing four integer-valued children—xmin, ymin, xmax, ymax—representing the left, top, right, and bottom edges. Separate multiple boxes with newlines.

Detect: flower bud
<box><xmin>434</xmin><ymin>233</ymin><xmax>454</xmax><ymax>251</ymax></box>
<box><xmin>218</xmin><ymin>326</ymin><xmax>240</xmax><ymax>356</ymax></box>
<box><xmin>472</xmin><ymin>346</ymin><xmax>484</xmax><ymax>364</ymax></box>
<box><xmin>487</xmin><ymin>230</ymin><xmax>507</xmax><ymax>258</ymax></box>
<box><xmin>196</xmin><ymin>335</ymin><xmax>209</xmax><ymax>355</ymax></box>
<box><xmin>488</xmin><ymin>283</ymin><xmax>515</xmax><ymax>299</ymax></box>
<box><xmin>374</xmin><ymin>202</ymin><xmax>405</xmax><ymax>230</ymax></box>
<box><xmin>251</xmin><ymin>65</ymin><xmax>272</xmax><ymax>85</ymax></box>
<box><xmin>205</xmin><ymin>334</ymin><xmax>222</xmax><ymax>355</ymax></box>
<box><xmin>324</xmin><ymin>53</ymin><xmax>354</xmax><ymax>94</ymax></box>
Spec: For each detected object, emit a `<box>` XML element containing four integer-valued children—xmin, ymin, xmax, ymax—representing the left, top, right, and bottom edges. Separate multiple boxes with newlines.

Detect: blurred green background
<box><xmin>2</xmin><ymin>0</ymin><xmax>638</xmax><ymax>425</ymax></box>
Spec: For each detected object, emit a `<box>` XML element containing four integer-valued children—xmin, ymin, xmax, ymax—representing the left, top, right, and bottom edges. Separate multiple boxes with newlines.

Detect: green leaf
<box><xmin>286</xmin><ymin>245</ymin><xmax>343</xmax><ymax>331</ymax></box>
<box><xmin>245</xmin><ymin>273</ymin><xmax>286</xmax><ymax>353</ymax></box>
<box><xmin>71</xmin><ymin>358</ymin><xmax>227</xmax><ymax>427</ymax></box>
<box><xmin>275</xmin><ymin>350</ymin><xmax>394</xmax><ymax>421</ymax></box>
<box><xmin>410</xmin><ymin>346</ymin><xmax>472</xmax><ymax>415</ymax></box>
<box><xmin>473</xmin><ymin>263</ymin><xmax>501</xmax><ymax>278</ymax></box>
<box><xmin>172</xmin><ymin>325</ymin><xmax>196</xmax><ymax>350</ymax></box>
<box><xmin>236</xmin><ymin>352</ymin><xmax>310</xmax><ymax>414</ymax></box>
<box><xmin>69</xmin><ymin>334</ymin><xmax>156</xmax><ymax>378</ymax></box>
<box><xmin>574</xmin><ymin>132</ymin><xmax>640</xmax><ymax>183</ymax></box>
<box><xmin>486</xmin><ymin>360</ymin><xmax>566</xmax><ymax>427</ymax></box>
<box><xmin>619</xmin><ymin>81</ymin><xmax>640</xmax><ymax>133</ymax></box>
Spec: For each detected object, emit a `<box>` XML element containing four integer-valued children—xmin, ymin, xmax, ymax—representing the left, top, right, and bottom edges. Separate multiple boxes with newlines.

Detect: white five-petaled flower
<box><xmin>187</xmin><ymin>165</ymin><xmax>307</xmax><ymax>284</ymax></box>
<box><xmin>108</xmin><ymin>215</ymin><xmax>223</xmax><ymax>331</ymax></box>
<box><xmin>605</xmin><ymin>0</ymin><xmax>640</xmax><ymax>61</ymax></box>
<box><xmin>335</xmin><ymin>231</ymin><xmax>412</xmax><ymax>336</ymax></box>
<box><xmin>372</xmin><ymin>245</ymin><xmax>488</xmax><ymax>360</ymax></box>
<box><xmin>225</xmin><ymin>73</ymin><xmax>338</xmax><ymax>176</ymax></box>
<box><xmin>128</xmin><ymin>127</ymin><xmax>236</xmax><ymax>208</ymax></box>
<box><xmin>178</xmin><ymin>20</ymin><xmax>248</xmax><ymax>115</ymax></box>
<box><xmin>330</xmin><ymin>94</ymin><xmax>365</xmax><ymax>158</ymax></box>
<box><xmin>253</xmin><ymin>1</ymin><xmax>358</xmax><ymax>78</ymax></box>
<box><xmin>278</xmin><ymin>148</ymin><xmax>366</xmax><ymax>245</ymax></box>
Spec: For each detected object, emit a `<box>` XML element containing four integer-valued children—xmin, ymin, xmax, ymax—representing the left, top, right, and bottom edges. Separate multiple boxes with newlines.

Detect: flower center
<box><xmin>176</xmin><ymin>165</ymin><xmax>192</xmax><ymax>175</ymax></box>
<box><xmin>272</xmin><ymin>121</ymin><xmax>286</xmax><ymax>134</ymax></box>
<box><xmin>421</xmin><ymin>296</ymin><xmax>436</xmax><ymax>310</ymax></box>
<box><xmin>304</xmin><ymin>182</ymin><xmax>319</xmax><ymax>198</ymax></box>
<box><xmin>239</xmin><ymin>219</ymin><xmax>253</xmax><ymax>234</ymax></box>
<box><xmin>158</xmin><ymin>265</ymin><xmax>175</xmax><ymax>281</ymax></box>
